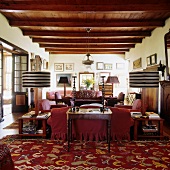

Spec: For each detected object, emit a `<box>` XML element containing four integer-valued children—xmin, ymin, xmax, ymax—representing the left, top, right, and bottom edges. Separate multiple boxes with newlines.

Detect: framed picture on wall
<box><xmin>99</xmin><ymin>72</ymin><xmax>111</xmax><ymax>83</ymax></box>
<box><xmin>150</xmin><ymin>53</ymin><xmax>157</xmax><ymax>65</ymax></box>
<box><xmin>79</xmin><ymin>72</ymin><xmax>94</xmax><ymax>89</ymax></box>
<box><xmin>56</xmin><ymin>73</ymin><xmax>72</xmax><ymax>87</ymax></box>
<box><xmin>96</xmin><ymin>62</ymin><xmax>104</xmax><ymax>70</ymax></box>
<box><xmin>64</xmin><ymin>63</ymin><xmax>74</xmax><ymax>71</ymax></box>
<box><xmin>133</xmin><ymin>58</ymin><xmax>142</xmax><ymax>69</ymax></box>
<box><xmin>54</xmin><ymin>63</ymin><xmax>64</xmax><ymax>72</ymax></box>
<box><xmin>147</xmin><ymin>56</ymin><xmax>151</xmax><ymax>66</ymax></box>
<box><xmin>104</xmin><ymin>63</ymin><xmax>112</xmax><ymax>70</ymax></box>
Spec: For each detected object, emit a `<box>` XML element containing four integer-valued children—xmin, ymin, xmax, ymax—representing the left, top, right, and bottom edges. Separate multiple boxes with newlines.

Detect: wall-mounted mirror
<box><xmin>164</xmin><ymin>29</ymin><xmax>170</xmax><ymax>79</ymax></box>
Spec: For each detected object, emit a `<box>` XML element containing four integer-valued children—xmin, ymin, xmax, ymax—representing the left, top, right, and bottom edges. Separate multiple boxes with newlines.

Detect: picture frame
<box><xmin>99</xmin><ymin>72</ymin><xmax>111</xmax><ymax>83</ymax></box>
<box><xmin>147</xmin><ymin>56</ymin><xmax>151</xmax><ymax>66</ymax></box>
<box><xmin>79</xmin><ymin>72</ymin><xmax>94</xmax><ymax>89</ymax></box>
<box><xmin>116</xmin><ymin>63</ymin><xmax>124</xmax><ymax>69</ymax></box>
<box><xmin>56</xmin><ymin>73</ymin><xmax>72</xmax><ymax>87</ymax></box>
<box><xmin>150</xmin><ymin>53</ymin><xmax>157</xmax><ymax>65</ymax></box>
<box><xmin>43</xmin><ymin>59</ymin><xmax>47</xmax><ymax>69</ymax></box>
<box><xmin>54</xmin><ymin>63</ymin><xmax>64</xmax><ymax>72</ymax></box>
<box><xmin>104</xmin><ymin>63</ymin><xmax>112</xmax><ymax>70</ymax></box>
<box><xmin>133</xmin><ymin>58</ymin><xmax>142</xmax><ymax>69</ymax></box>
<box><xmin>64</xmin><ymin>63</ymin><xmax>74</xmax><ymax>71</ymax></box>
<box><xmin>96</xmin><ymin>62</ymin><xmax>104</xmax><ymax>70</ymax></box>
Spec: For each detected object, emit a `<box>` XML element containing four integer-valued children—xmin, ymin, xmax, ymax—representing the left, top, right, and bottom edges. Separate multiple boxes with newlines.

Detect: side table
<box><xmin>18</xmin><ymin>113</ymin><xmax>50</xmax><ymax>138</ymax></box>
<box><xmin>133</xmin><ymin>117</ymin><xmax>164</xmax><ymax>140</ymax></box>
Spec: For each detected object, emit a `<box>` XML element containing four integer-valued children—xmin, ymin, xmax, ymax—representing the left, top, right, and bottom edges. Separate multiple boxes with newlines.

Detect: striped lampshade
<box><xmin>129</xmin><ymin>71</ymin><xmax>159</xmax><ymax>88</ymax></box>
<box><xmin>22</xmin><ymin>71</ymin><xmax>51</xmax><ymax>88</ymax></box>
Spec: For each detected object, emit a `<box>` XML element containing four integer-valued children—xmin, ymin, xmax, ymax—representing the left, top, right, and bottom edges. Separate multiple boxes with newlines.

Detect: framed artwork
<box><xmin>56</xmin><ymin>73</ymin><xmax>72</xmax><ymax>87</ymax></box>
<box><xmin>43</xmin><ymin>59</ymin><xmax>48</xmax><ymax>69</ymax></box>
<box><xmin>147</xmin><ymin>56</ymin><xmax>151</xmax><ymax>66</ymax></box>
<box><xmin>104</xmin><ymin>63</ymin><xmax>112</xmax><ymax>70</ymax></box>
<box><xmin>150</xmin><ymin>53</ymin><xmax>157</xmax><ymax>65</ymax></box>
<box><xmin>54</xmin><ymin>63</ymin><xmax>64</xmax><ymax>72</ymax></box>
<box><xmin>99</xmin><ymin>72</ymin><xmax>111</xmax><ymax>83</ymax></box>
<box><xmin>79</xmin><ymin>72</ymin><xmax>94</xmax><ymax>89</ymax></box>
<box><xmin>64</xmin><ymin>63</ymin><xmax>74</xmax><ymax>71</ymax></box>
<box><xmin>96</xmin><ymin>62</ymin><xmax>104</xmax><ymax>70</ymax></box>
<box><xmin>133</xmin><ymin>58</ymin><xmax>142</xmax><ymax>69</ymax></box>
<box><xmin>116</xmin><ymin>63</ymin><xmax>124</xmax><ymax>69</ymax></box>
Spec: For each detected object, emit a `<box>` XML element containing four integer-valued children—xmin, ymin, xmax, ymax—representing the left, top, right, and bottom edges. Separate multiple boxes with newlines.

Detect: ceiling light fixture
<box><xmin>82</xmin><ymin>28</ymin><xmax>94</xmax><ymax>66</ymax></box>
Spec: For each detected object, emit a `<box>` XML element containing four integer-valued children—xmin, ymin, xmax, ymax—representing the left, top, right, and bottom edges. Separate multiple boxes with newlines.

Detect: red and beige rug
<box><xmin>1</xmin><ymin>135</ymin><xmax>170</xmax><ymax>170</ymax></box>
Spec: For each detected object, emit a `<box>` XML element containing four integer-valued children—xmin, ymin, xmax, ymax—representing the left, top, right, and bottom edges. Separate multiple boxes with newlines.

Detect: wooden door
<box><xmin>12</xmin><ymin>54</ymin><xmax>29</xmax><ymax>113</ymax></box>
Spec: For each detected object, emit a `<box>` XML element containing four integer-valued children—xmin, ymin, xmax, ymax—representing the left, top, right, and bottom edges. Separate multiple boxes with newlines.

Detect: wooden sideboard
<box><xmin>99</xmin><ymin>84</ymin><xmax>113</xmax><ymax>97</ymax></box>
<box><xmin>160</xmin><ymin>81</ymin><xmax>170</xmax><ymax>122</ymax></box>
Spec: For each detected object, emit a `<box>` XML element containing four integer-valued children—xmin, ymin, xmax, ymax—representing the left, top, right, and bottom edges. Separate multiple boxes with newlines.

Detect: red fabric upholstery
<box><xmin>49</xmin><ymin>106</ymin><xmax>134</xmax><ymax>141</ymax></box>
<box><xmin>110</xmin><ymin>107</ymin><xmax>134</xmax><ymax>141</ymax></box>
<box><xmin>50</xmin><ymin>107</ymin><xmax>70</xmax><ymax>140</ymax></box>
<box><xmin>115</xmin><ymin>99</ymin><xmax>142</xmax><ymax>112</ymax></box>
<box><xmin>0</xmin><ymin>143</ymin><xmax>14</xmax><ymax>170</ymax></box>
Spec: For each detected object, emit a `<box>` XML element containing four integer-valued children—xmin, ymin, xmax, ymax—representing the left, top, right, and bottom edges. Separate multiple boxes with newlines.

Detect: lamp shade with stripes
<box><xmin>129</xmin><ymin>71</ymin><xmax>159</xmax><ymax>88</ymax></box>
<box><xmin>22</xmin><ymin>71</ymin><xmax>51</xmax><ymax>88</ymax></box>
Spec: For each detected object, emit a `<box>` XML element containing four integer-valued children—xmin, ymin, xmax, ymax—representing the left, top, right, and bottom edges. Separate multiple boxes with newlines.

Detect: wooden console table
<box><xmin>18</xmin><ymin>113</ymin><xmax>50</xmax><ymax>138</ymax></box>
<box><xmin>134</xmin><ymin>117</ymin><xmax>164</xmax><ymax>140</ymax></box>
<box><xmin>66</xmin><ymin>108</ymin><xmax>112</xmax><ymax>152</ymax></box>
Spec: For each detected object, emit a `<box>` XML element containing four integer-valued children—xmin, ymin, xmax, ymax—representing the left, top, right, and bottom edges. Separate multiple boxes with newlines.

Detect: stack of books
<box><xmin>145</xmin><ymin>112</ymin><xmax>160</xmax><ymax>119</ymax></box>
<box><xmin>142</xmin><ymin>124</ymin><xmax>158</xmax><ymax>133</ymax></box>
<box><xmin>36</xmin><ymin>112</ymin><xmax>49</xmax><ymax>118</ymax></box>
<box><xmin>22</xmin><ymin>111</ymin><xmax>35</xmax><ymax>118</ymax></box>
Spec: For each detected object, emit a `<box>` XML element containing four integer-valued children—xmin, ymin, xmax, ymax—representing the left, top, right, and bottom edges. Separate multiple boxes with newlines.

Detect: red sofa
<box><xmin>47</xmin><ymin>107</ymin><xmax>134</xmax><ymax>141</ymax></box>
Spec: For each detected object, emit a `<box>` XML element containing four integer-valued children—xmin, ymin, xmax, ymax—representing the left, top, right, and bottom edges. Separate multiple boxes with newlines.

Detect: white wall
<box><xmin>0</xmin><ymin>13</ymin><xmax>49</xmax><ymax>61</ymax></box>
<box><xmin>48</xmin><ymin>54</ymin><xmax>129</xmax><ymax>97</ymax></box>
<box><xmin>125</xmin><ymin>17</ymin><xmax>170</xmax><ymax>75</ymax></box>
<box><xmin>0</xmin><ymin>13</ymin><xmax>49</xmax><ymax>99</ymax></box>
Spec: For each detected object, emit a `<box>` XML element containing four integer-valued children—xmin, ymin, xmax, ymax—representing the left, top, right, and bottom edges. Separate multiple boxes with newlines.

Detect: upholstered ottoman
<box><xmin>0</xmin><ymin>143</ymin><xmax>14</xmax><ymax>170</ymax></box>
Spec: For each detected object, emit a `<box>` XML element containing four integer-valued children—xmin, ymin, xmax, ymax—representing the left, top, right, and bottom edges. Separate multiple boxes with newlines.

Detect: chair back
<box><xmin>110</xmin><ymin>107</ymin><xmax>134</xmax><ymax>141</ymax></box>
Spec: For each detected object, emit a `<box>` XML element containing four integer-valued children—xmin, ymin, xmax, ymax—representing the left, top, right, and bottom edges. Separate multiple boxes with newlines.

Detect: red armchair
<box><xmin>48</xmin><ymin>106</ymin><xmax>134</xmax><ymax>141</ymax></box>
<box><xmin>110</xmin><ymin>107</ymin><xmax>134</xmax><ymax>141</ymax></box>
<box><xmin>114</xmin><ymin>99</ymin><xmax>142</xmax><ymax>112</ymax></box>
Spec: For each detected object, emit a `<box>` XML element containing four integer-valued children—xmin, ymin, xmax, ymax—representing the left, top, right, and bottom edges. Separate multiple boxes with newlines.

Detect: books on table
<box><xmin>130</xmin><ymin>112</ymin><xmax>142</xmax><ymax>118</ymax></box>
<box><xmin>36</xmin><ymin>112</ymin><xmax>50</xmax><ymax>118</ymax></box>
<box><xmin>22</xmin><ymin>111</ymin><xmax>35</xmax><ymax>118</ymax></box>
<box><xmin>145</xmin><ymin>112</ymin><xmax>160</xmax><ymax>119</ymax></box>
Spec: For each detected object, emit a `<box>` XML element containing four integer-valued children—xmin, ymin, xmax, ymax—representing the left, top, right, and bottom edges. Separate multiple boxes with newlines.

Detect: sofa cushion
<box><xmin>132</xmin><ymin>99</ymin><xmax>141</xmax><ymax>110</ymax></box>
<box><xmin>55</xmin><ymin>92</ymin><xmax>62</xmax><ymax>99</ymax></box>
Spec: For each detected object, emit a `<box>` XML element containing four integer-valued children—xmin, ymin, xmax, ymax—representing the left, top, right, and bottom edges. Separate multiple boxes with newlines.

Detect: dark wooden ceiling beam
<box><xmin>1</xmin><ymin>3</ymin><xmax>170</xmax><ymax>12</ymax></box>
<box><xmin>39</xmin><ymin>44</ymin><xmax>135</xmax><ymax>48</ymax></box>
<box><xmin>45</xmin><ymin>48</ymin><xmax>128</xmax><ymax>52</ymax></box>
<box><xmin>50</xmin><ymin>51</ymin><xmax>125</xmax><ymax>54</ymax></box>
<box><xmin>10</xmin><ymin>20</ymin><xmax>164</xmax><ymax>27</ymax></box>
<box><xmin>33</xmin><ymin>38</ymin><xmax>142</xmax><ymax>44</ymax></box>
<box><xmin>23</xmin><ymin>30</ymin><xmax>151</xmax><ymax>37</ymax></box>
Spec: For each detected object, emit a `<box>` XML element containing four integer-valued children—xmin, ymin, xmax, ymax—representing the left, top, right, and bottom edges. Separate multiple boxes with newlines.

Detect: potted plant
<box><xmin>83</xmin><ymin>78</ymin><xmax>95</xmax><ymax>89</ymax></box>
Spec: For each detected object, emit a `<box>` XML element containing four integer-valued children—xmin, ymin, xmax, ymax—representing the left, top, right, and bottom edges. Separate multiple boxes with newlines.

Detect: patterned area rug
<box><xmin>1</xmin><ymin>135</ymin><xmax>170</xmax><ymax>170</ymax></box>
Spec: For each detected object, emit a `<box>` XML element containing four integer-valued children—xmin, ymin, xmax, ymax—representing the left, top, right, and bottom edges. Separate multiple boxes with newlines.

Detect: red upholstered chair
<box><xmin>110</xmin><ymin>107</ymin><xmax>134</xmax><ymax>141</ymax></box>
<box><xmin>0</xmin><ymin>143</ymin><xmax>14</xmax><ymax>170</ymax></box>
<box><xmin>50</xmin><ymin>107</ymin><xmax>70</xmax><ymax>140</ymax></box>
<box><xmin>114</xmin><ymin>99</ymin><xmax>142</xmax><ymax>112</ymax></box>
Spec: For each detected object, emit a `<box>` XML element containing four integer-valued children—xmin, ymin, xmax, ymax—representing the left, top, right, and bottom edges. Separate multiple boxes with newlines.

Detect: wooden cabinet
<box><xmin>160</xmin><ymin>81</ymin><xmax>170</xmax><ymax>122</ymax></box>
<box><xmin>99</xmin><ymin>84</ymin><xmax>113</xmax><ymax>97</ymax></box>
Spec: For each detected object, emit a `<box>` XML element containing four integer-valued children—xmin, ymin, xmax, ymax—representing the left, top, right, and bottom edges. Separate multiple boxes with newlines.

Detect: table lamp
<box><xmin>106</xmin><ymin>76</ymin><xmax>119</xmax><ymax>97</ymax></box>
<box><xmin>22</xmin><ymin>71</ymin><xmax>51</xmax><ymax>115</ymax></box>
<box><xmin>129</xmin><ymin>71</ymin><xmax>159</xmax><ymax>115</ymax></box>
<box><xmin>58</xmin><ymin>77</ymin><xmax>69</xmax><ymax>97</ymax></box>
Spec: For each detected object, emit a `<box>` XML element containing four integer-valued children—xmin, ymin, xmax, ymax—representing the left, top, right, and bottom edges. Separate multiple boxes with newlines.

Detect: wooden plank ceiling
<box><xmin>0</xmin><ymin>0</ymin><xmax>170</xmax><ymax>55</ymax></box>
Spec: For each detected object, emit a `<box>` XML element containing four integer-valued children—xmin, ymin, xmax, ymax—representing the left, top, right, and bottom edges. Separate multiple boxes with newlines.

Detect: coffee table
<box><xmin>66</xmin><ymin>108</ymin><xmax>112</xmax><ymax>152</ymax></box>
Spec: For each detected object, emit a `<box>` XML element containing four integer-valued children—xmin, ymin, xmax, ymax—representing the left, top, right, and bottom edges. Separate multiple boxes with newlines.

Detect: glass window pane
<box><xmin>15</xmin><ymin>71</ymin><xmax>21</xmax><ymax>78</ymax></box>
<box><xmin>21</xmin><ymin>56</ymin><xmax>27</xmax><ymax>63</ymax></box>
<box><xmin>14</xmin><ymin>78</ymin><xmax>21</xmax><ymax>84</ymax></box>
<box><xmin>21</xmin><ymin>64</ymin><xmax>27</xmax><ymax>70</ymax></box>
<box><xmin>15</xmin><ymin>56</ymin><xmax>20</xmax><ymax>62</ymax></box>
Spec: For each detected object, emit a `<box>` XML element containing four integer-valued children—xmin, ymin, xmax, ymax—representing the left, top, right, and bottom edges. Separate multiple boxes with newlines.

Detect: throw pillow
<box><xmin>55</xmin><ymin>92</ymin><xmax>62</xmax><ymax>99</ymax></box>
